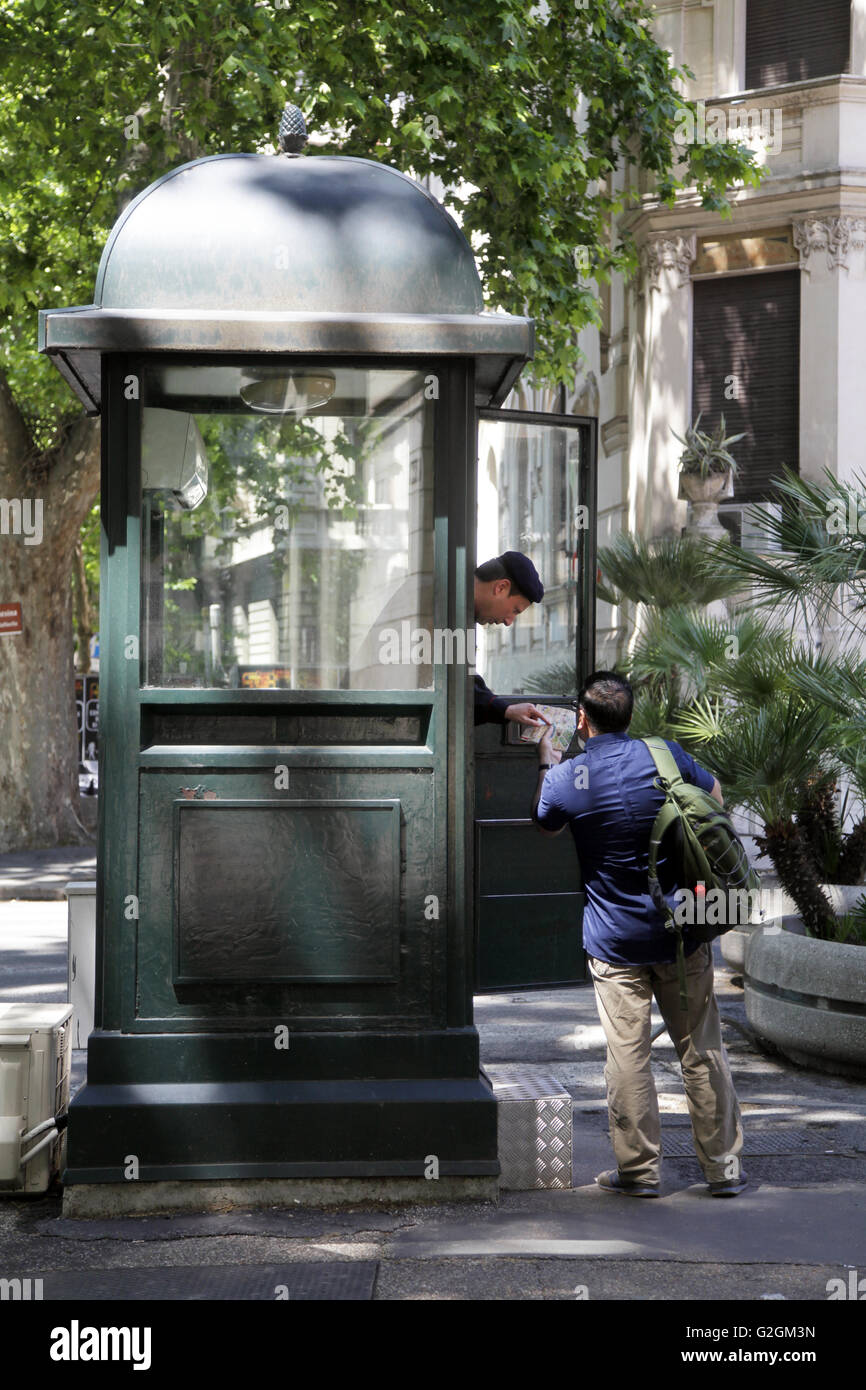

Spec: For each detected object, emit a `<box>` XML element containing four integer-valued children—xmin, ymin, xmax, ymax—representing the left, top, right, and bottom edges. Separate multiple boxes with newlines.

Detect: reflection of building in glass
<box><xmin>477</xmin><ymin>420</ymin><xmax>584</xmax><ymax>698</ymax></box>
<box><xmin>140</xmin><ymin>367</ymin><xmax>433</xmax><ymax>690</ymax></box>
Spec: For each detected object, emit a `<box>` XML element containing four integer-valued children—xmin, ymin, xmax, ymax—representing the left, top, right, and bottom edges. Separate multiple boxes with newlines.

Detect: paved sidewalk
<box><xmin>1</xmin><ymin>886</ymin><xmax>865</xmax><ymax>1301</ymax></box>
<box><xmin>0</xmin><ymin>846</ymin><xmax>95</xmax><ymax>900</ymax></box>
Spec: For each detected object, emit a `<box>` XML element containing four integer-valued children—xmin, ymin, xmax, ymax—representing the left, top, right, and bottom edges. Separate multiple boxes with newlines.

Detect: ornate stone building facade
<box><xmin>510</xmin><ymin>0</ymin><xmax>866</xmax><ymax>667</ymax></box>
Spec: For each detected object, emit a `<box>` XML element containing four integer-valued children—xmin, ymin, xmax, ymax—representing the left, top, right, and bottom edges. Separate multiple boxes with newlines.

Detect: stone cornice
<box><xmin>708</xmin><ymin>73</ymin><xmax>866</xmax><ymax>111</ymax></box>
<box><xmin>627</xmin><ymin>173</ymin><xmax>866</xmax><ymax>226</ymax></box>
<box><xmin>624</xmin><ymin>185</ymin><xmax>866</xmax><ymax>253</ymax></box>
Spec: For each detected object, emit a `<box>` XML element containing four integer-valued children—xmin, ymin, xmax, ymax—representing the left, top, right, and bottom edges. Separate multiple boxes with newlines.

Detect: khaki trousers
<box><xmin>587</xmin><ymin>943</ymin><xmax>743</xmax><ymax>1185</ymax></box>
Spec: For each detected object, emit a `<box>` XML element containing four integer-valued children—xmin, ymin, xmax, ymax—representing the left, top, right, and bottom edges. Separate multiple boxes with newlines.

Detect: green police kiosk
<box><xmin>40</xmin><ymin>108</ymin><xmax>545</xmax><ymax>1204</ymax></box>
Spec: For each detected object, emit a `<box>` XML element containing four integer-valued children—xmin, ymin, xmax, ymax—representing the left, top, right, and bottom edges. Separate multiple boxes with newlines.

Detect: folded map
<box><xmin>519</xmin><ymin>704</ymin><xmax>578</xmax><ymax>753</ymax></box>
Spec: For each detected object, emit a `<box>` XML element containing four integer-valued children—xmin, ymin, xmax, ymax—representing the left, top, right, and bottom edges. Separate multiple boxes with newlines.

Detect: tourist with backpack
<box><xmin>531</xmin><ymin>670</ymin><xmax>748</xmax><ymax>1198</ymax></box>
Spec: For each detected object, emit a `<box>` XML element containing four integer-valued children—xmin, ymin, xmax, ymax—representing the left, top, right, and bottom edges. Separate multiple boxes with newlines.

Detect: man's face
<box><xmin>474</xmin><ymin>578</ymin><xmax>531</xmax><ymax>627</ymax></box>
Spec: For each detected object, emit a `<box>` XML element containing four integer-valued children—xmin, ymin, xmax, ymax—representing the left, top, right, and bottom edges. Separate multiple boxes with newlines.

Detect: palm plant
<box><xmin>535</xmin><ymin>478</ymin><xmax>866</xmax><ymax>940</ymax></box>
<box><xmin>597</xmin><ymin>532</ymin><xmax>745</xmax><ymax>610</ymax></box>
<box><xmin>595</xmin><ymin>532</ymin><xmax>747</xmax><ymax>741</ymax></box>
<box><xmin>523</xmin><ymin>659</ymin><xmax>578</xmax><ymax>697</ymax></box>
<box><xmin>785</xmin><ymin>653</ymin><xmax>866</xmax><ymax>883</ymax></box>
<box><xmin>630</xmin><ymin>608</ymin><xmax>784</xmax><ymax>702</ymax></box>
<box><xmin>713</xmin><ymin>466</ymin><xmax>866</xmax><ymax>640</ymax></box>
<box><xmin>672</xmin><ymin>691</ymin><xmax>844</xmax><ymax>939</ymax></box>
<box><xmin>643</xmin><ymin>612</ymin><xmax>866</xmax><ymax>929</ymax></box>
<box><xmin>597</xmin><ymin>513</ymin><xmax>866</xmax><ymax>938</ymax></box>
<box><xmin>627</xmin><ymin>690</ymin><xmax>684</xmax><ymax>742</ymax></box>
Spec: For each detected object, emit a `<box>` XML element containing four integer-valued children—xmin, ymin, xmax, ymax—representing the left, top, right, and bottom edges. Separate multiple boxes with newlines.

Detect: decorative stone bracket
<box><xmin>639</xmin><ymin>232</ymin><xmax>697</xmax><ymax>292</ymax></box>
<box><xmin>793</xmin><ymin>215</ymin><xmax>866</xmax><ymax>274</ymax></box>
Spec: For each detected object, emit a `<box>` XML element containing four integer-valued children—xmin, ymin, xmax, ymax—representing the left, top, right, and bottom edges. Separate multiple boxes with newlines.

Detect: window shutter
<box><xmin>691</xmin><ymin>270</ymin><xmax>800</xmax><ymax>503</ymax></box>
<box><xmin>746</xmin><ymin>0</ymin><xmax>851</xmax><ymax>88</ymax></box>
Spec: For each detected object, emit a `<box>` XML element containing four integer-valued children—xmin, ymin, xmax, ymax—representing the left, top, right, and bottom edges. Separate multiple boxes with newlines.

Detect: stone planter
<box><xmin>719</xmin><ymin>884</ymin><xmax>865</xmax><ymax>973</ymax></box>
<box><xmin>744</xmin><ymin>925</ymin><xmax>866</xmax><ymax>1078</ymax></box>
<box><xmin>720</xmin><ymin>921</ymin><xmax>761</xmax><ymax>974</ymax></box>
<box><xmin>678</xmin><ymin>469</ymin><xmax>734</xmax><ymax>541</ymax></box>
<box><xmin>719</xmin><ymin>886</ymin><xmax>797</xmax><ymax>973</ymax></box>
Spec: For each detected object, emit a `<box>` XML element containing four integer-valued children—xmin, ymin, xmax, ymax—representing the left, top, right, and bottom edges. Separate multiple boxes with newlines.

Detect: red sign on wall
<box><xmin>0</xmin><ymin>603</ymin><xmax>22</xmax><ymax>635</ymax></box>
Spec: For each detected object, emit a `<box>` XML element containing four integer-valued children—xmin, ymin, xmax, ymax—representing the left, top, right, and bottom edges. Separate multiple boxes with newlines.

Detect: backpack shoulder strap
<box><xmin>641</xmin><ymin>738</ymin><xmax>690</xmax><ymax>1012</ymax></box>
<box><xmin>641</xmin><ymin>737</ymin><xmax>684</xmax><ymax>786</ymax></box>
<box><xmin>644</xmin><ymin>739</ymin><xmax>697</xmax><ymax>1011</ymax></box>
<box><xmin>643</xmin><ymin>738</ymin><xmax>682</xmax><ymax>905</ymax></box>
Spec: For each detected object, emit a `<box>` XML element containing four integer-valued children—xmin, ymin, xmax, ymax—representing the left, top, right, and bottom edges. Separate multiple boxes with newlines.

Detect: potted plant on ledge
<box><xmin>674</xmin><ymin>414</ymin><xmax>745</xmax><ymax>541</ymax></box>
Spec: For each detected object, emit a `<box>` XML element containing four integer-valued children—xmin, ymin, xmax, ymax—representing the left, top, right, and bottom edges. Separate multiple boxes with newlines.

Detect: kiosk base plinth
<box><xmin>62</xmin><ymin>1074</ymin><xmax>499</xmax><ymax>1189</ymax></box>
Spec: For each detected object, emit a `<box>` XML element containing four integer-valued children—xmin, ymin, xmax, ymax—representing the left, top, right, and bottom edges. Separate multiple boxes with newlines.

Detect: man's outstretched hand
<box><xmin>538</xmin><ymin>729</ymin><xmax>563</xmax><ymax>766</ymax></box>
<box><xmin>504</xmin><ymin>702</ymin><xmax>550</xmax><ymax>728</ymax></box>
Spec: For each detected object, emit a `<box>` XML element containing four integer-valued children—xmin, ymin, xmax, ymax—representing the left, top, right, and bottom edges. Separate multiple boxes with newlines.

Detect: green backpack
<box><xmin>642</xmin><ymin>738</ymin><xmax>761</xmax><ymax>1011</ymax></box>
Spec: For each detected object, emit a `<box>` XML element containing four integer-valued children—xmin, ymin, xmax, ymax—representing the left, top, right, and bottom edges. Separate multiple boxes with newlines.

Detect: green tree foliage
<box><xmin>0</xmin><ymin>0</ymin><xmax>761</xmax><ymax>844</ymax></box>
<box><xmin>0</xmin><ymin>0</ymin><xmax>761</xmax><ymax>405</ymax></box>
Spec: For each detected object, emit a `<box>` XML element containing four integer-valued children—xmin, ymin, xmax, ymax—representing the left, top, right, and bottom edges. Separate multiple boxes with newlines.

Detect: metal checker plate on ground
<box><xmin>661</xmin><ymin>1128</ymin><xmax>841</xmax><ymax>1157</ymax></box>
<box><xmin>29</xmin><ymin>1263</ymin><xmax>378</xmax><ymax>1300</ymax></box>
<box><xmin>491</xmin><ymin>1069</ymin><xmax>573</xmax><ymax>1189</ymax></box>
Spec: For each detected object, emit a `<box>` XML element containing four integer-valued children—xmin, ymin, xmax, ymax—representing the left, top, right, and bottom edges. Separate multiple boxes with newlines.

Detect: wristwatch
<box><xmin>538</xmin><ymin>763</ymin><xmax>552</xmax><ymax>771</ymax></box>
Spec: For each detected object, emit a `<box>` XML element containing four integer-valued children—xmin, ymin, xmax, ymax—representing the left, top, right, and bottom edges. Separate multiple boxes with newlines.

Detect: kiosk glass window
<box><xmin>140</xmin><ymin>364</ymin><xmax>434</xmax><ymax>690</ymax></box>
<box><xmin>477</xmin><ymin>416</ymin><xmax>586</xmax><ymax>697</ymax></box>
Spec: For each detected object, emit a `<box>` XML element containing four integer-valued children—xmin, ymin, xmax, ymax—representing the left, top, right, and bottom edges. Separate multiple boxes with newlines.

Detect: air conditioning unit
<box><xmin>0</xmin><ymin>1004</ymin><xmax>72</xmax><ymax>1194</ymax></box>
<box><xmin>717</xmin><ymin>502</ymin><xmax>783</xmax><ymax>552</ymax></box>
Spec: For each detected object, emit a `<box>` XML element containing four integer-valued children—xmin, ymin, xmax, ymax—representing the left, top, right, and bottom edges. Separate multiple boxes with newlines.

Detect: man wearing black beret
<box><xmin>474</xmin><ymin>551</ymin><xmax>549</xmax><ymax>728</ymax></box>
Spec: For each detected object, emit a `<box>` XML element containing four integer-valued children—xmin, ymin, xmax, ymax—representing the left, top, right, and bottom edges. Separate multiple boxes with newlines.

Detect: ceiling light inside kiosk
<box><xmin>240</xmin><ymin>370</ymin><xmax>336</xmax><ymax>414</ymax></box>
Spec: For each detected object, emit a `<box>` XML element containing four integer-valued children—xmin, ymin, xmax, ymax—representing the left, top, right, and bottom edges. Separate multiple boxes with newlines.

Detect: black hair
<box><xmin>474</xmin><ymin>557</ymin><xmax>514</xmax><ymax>592</ymax></box>
<box><xmin>578</xmin><ymin>670</ymin><xmax>634</xmax><ymax>733</ymax></box>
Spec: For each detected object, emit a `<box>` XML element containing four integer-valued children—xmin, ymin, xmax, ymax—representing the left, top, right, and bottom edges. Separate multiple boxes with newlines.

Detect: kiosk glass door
<box><xmin>474</xmin><ymin>410</ymin><xmax>596</xmax><ymax>990</ymax></box>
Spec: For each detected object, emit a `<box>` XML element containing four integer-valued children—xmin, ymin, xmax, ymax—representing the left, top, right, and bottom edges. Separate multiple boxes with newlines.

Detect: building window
<box><xmin>691</xmin><ymin>269</ymin><xmax>800</xmax><ymax>504</ymax></box>
<box><xmin>746</xmin><ymin>0</ymin><xmax>851</xmax><ymax>89</ymax></box>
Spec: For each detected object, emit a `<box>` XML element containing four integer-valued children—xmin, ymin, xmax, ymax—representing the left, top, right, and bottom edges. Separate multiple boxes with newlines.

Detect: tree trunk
<box><xmin>755</xmin><ymin>820</ymin><xmax>837</xmax><ymax>940</ymax></box>
<box><xmin>837</xmin><ymin>816</ymin><xmax>866</xmax><ymax>885</ymax></box>
<box><xmin>0</xmin><ymin>53</ymin><xmax>204</xmax><ymax>854</ymax></box>
<box><xmin>0</xmin><ymin>370</ymin><xmax>100</xmax><ymax>850</ymax></box>
<box><xmin>72</xmin><ymin>539</ymin><xmax>93</xmax><ymax>676</ymax></box>
<box><xmin>795</xmin><ymin>779</ymin><xmax>841</xmax><ymax>880</ymax></box>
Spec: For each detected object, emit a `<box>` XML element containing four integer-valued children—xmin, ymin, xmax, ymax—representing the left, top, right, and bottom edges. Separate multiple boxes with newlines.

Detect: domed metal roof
<box><xmin>39</xmin><ymin>149</ymin><xmax>532</xmax><ymax>412</ymax></box>
<box><xmin>96</xmin><ymin>154</ymin><xmax>485</xmax><ymax>316</ymax></box>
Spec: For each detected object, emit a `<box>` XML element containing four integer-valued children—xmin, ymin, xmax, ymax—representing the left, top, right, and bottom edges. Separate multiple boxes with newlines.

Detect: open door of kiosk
<box><xmin>474</xmin><ymin>409</ymin><xmax>597</xmax><ymax>991</ymax></box>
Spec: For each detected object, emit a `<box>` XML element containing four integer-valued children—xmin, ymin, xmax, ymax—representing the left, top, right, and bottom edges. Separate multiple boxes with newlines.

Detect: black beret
<box><xmin>499</xmin><ymin>551</ymin><xmax>544</xmax><ymax>603</ymax></box>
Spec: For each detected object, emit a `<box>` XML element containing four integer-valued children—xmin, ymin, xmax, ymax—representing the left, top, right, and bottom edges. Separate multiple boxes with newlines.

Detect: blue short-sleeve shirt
<box><xmin>535</xmin><ymin>731</ymin><xmax>717</xmax><ymax>965</ymax></box>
